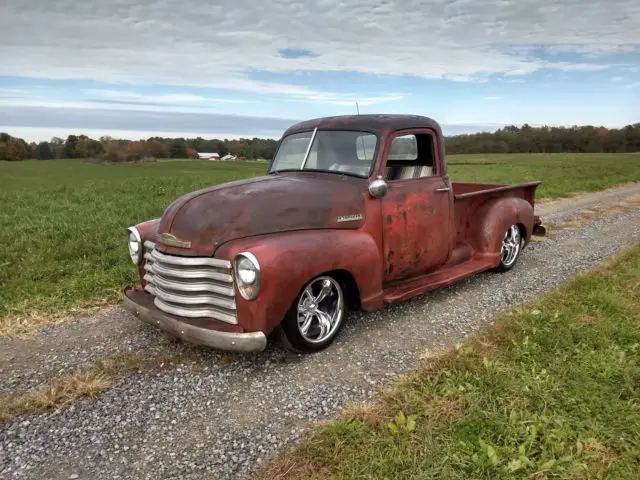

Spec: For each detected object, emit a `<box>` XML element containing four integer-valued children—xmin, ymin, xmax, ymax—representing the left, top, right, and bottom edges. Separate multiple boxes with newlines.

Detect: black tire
<box><xmin>279</xmin><ymin>274</ymin><xmax>347</xmax><ymax>352</ymax></box>
<box><xmin>494</xmin><ymin>223</ymin><xmax>524</xmax><ymax>272</ymax></box>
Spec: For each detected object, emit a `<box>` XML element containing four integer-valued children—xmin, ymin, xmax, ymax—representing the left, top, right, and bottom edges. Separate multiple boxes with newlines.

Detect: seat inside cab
<box><xmin>385</xmin><ymin>133</ymin><xmax>435</xmax><ymax>180</ymax></box>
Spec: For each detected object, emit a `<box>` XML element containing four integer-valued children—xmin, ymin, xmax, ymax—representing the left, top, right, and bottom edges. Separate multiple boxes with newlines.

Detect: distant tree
<box><xmin>36</xmin><ymin>141</ymin><xmax>54</xmax><ymax>160</ymax></box>
<box><xmin>7</xmin><ymin>137</ymin><xmax>28</xmax><ymax>161</ymax></box>
<box><xmin>0</xmin><ymin>132</ymin><xmax>10</xmax><ymax>143</ymax></box>
<box><xmin>0</xmin><ymin>142</ymin><xmax>8</xmax><ymax>160</ymax></box>
<box><xmin>144</xmin><ymin>139</ymin><xmax>169</xmax><ymax>158</ymax></box>
<box><xmin>169</xmin><ymin>138</ymin><xmax>188</xmax><ymax>158</ymax></box>
<box><xmin>227</xmin><ymin>140</ymin><xmax>247</xmax><ymax>157</ymax></box>
<box><xmin>64</xmin><ymin>135</ymin><xmax>79</xmax><ymax>158</ymax></box>
<box><xmin>83</xmin><ymin>138</ymin><xmax>104</xmax><ymax>158</ymax></box>
<box><xmin>54</xmin><ymin>145</ymin><xmax>66</xmax><ymax>159</ymax></box>
<box><xmin>27</xmin><ymin>142</ymin><xmax>38</xmax><ymax>158</ymax></box>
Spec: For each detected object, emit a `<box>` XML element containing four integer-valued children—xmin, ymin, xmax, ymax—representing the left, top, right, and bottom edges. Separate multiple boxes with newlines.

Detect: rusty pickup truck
<box><xmin>123</xmin><ymin>114</ymin><xmax>545</xmax><ymax>353</ymax></box>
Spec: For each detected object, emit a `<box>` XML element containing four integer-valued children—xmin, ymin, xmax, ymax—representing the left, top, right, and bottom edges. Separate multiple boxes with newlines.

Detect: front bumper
<box><xmin>123</xmin><ymin>288</ymin><xmax>267</xmax><ymax>352</ymax></box>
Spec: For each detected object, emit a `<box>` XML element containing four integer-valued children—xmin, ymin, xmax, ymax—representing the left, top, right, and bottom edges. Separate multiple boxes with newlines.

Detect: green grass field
<box><xmin>1</xmin><ymin>153</ymin><xmax>639</xmax><ymax>335</ymax></box>
<box><xmin>258</xmin><ymin>243</ymin><xmax>640</xmax><ymax>480</ymax></box>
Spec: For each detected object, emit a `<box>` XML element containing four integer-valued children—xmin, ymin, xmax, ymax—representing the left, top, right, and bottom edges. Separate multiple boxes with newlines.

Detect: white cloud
<box><xmin>299</xmin><ymin>92</ymin><xmax>406</xmax><ymax>106</ymax></box>
<box><xmin>84</xmin><ymin>89</ymin><xmax>247</xmax><ymax>105</ymax></box>
<box><xmin>626</xmin><ymin>81</ymin><xmax>640</xmax><ymax>88</ymax></box>
<box><xmin>0</xmin><ymin>85</ymin><xmax>407</xmax><ymax>111</ymax></box>
<box><xmin>484</xmin><ymin>96</ymin><xmax>503</xmax><ymax>100</ymax></box>
<box><xmin>1</xmin><ymin>0</ymin><xmax>638</xmax><ymax>95</ymax></box>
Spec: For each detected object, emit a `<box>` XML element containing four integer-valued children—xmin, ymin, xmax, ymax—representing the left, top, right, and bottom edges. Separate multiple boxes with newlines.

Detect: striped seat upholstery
<box><xmin>385</xmin><ymin>165</ymin><xmax>433</xmax><ymax>180</ymax></box>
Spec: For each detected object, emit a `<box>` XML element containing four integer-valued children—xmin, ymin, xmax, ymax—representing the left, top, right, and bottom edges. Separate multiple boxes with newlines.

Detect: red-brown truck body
<box><xmin>123</xmin><ymin>114</ymin><xmax>545</xmax><ymax>352</ymax></box>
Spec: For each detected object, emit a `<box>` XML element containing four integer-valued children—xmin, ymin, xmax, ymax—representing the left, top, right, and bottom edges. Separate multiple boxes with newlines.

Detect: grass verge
<box><xmin>1</xmin><ymin>154</ymin><xmax>639</xmax><ymax>336</ymax></box>
<box><xmin>257</xmin><ymin>242</ymin><xmax>640</xmax><ymax>479</ymax></box>
<box><xmin>0</xmin><ymin>350</ymin><xmax>179</xmax><ymax>422</ymax></box>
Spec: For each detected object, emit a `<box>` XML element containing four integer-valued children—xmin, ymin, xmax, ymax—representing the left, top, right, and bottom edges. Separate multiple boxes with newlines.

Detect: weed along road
<box><xmin>1</xmin><ymin>183</ymin><xmax>640</xmax><ymax>480</ymax></box>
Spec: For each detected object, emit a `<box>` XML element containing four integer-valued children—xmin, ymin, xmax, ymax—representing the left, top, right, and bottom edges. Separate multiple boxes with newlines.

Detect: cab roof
<box><xmin>282</xmin><ymin>114</ymin><xmax>443</xmax><ymax>137</ymax></box>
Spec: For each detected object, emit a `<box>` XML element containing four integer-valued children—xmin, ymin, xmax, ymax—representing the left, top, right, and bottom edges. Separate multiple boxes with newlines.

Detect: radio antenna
<box><xmin>355</xmin><ymin>101</ymin><xmax>360</xmax><ymax>115</ymax></box>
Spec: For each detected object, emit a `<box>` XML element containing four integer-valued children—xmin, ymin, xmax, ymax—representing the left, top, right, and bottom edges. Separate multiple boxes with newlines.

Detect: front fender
<box><xmin>132</xmin><ymin>218</ymin><xmax>160</xmax><ymax>285</ymax></box>
<box><xmin>215</xmin><ymin>229</ymin><xmax>384</xmax><ymax>334</ymax></box>
<box><xmin>468</xmin><ymin>197</ymin><xmax>534</xmax><ymax>262</ymax></box>
<box><xmin>135</xmin><ymin>217</ymin><xmax>160</xmax><ymax>242</ymax></box>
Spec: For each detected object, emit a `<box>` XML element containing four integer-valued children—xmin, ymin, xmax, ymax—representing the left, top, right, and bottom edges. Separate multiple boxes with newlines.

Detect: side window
<box><xmin>385</xmin><ymin>133</ymin><xmax>436</xmax><ymax>181</ymax></box>
<box><xmin>356</xmin><ymin>134</ymin><xmax>377</xmax><ymax>161</ymax></box>
<box><xmin>389</xmin><ymin>134</ymin><xmax>418</xmax><ymax>161</ymax></box>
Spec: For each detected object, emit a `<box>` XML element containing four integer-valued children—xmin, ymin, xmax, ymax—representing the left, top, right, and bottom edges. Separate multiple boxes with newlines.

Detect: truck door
<box><xmin>380</xmin><ymin>130</ymin><xmax>452</xmax><ymax>283</ymax></box>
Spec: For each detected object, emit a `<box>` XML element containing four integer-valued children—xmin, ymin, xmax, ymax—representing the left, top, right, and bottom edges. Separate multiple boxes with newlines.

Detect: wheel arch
<box><xmin>467</xmin><ymin>196</ymin><xmax>534</xmax><ymax>261</ymax></box>
<box><xmin>320</xmin><ymin>268</ymin><xmax>361</xmax><ymax>310</ymax></box>
<box><xmin>215</xmin><ymin>229</ymin><xmax>383</xmax><ymax>335</ymax></box>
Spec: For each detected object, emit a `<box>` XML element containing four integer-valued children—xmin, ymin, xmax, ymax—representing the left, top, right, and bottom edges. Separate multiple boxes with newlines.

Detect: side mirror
<box><xmin>368</xmin><ymin>176</ymin><xmax>388</xmax><ymax>199</ymax></box>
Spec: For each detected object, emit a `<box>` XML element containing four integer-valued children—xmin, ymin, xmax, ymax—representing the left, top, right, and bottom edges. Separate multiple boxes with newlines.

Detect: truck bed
<box><xmin>452</xmin><ymin>181</ymin><xmax>542</xmax><ymax>253</ymax></box>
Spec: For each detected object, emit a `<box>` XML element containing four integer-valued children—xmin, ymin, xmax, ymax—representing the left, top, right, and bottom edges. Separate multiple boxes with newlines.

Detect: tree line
<box><xmin>1</xmin><ymin>122</ymin><xmax>639</xmax><ymax>162</ymax></box>
<box><xmin>0</xmin><ymin>133</ymin><xmax>279</xmax><ymax>162</ymax></box>
<box><xmin>445</xmin><ymin>123</ymin><xmax>640</xmax><ymax>154</ymax></box>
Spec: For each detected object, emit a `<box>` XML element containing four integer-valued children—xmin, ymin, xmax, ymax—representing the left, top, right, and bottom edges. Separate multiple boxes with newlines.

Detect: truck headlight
<box><xmin>127</xmin><ymin>226</ymin><xmax>142</xmax><ymax>265</ymax></box>
<box><xmin>234</xmin><ymin>252</ymin><xmax>260</xmax><ymax>300</ymax></box>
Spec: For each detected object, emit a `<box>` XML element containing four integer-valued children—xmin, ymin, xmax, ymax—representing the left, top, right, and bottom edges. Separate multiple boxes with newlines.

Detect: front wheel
<box><xmin>279</xmin><ymin>275</ymin><xmax>346</xmax><ymax>352</ymax></box>
<box><xmin>495</xmin><ymin>224</ymin><xmax>523</xmax><ymax>272</ymax></box>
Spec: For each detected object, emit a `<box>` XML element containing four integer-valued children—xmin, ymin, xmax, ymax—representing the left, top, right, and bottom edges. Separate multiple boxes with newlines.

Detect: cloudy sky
<box><xmin>1</xmin><ymin>0</ymin><xmax>638</xmax><ymax>141</ymax></box>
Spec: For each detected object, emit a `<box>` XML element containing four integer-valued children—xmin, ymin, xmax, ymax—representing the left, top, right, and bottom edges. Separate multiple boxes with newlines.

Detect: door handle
<box><xmin>435</xmin><ymin>187</ymin><xmax>450</xmax><ymax>192</ymax></box>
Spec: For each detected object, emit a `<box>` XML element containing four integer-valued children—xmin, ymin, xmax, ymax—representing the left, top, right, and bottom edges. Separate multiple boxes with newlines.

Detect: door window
<box><xmin>385</xmin><ymin>133</ymin><xmax>436</xmax><ymax>181</ymax></box>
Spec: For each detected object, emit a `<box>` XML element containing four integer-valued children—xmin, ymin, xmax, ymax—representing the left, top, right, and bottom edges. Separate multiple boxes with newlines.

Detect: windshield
<box><xmin>270</xmin><ymin>129</ymin><xmax>377</xmax><ymax>178</ymax></box>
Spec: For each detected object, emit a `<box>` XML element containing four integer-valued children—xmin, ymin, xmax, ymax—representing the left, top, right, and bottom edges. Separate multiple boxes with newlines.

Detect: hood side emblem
<box><xmin>336</xmin><ymin>213</ymin><xmax>364</xmax><ymax>223</ymax></box>
<box><xmin>158</xmin><ymin>232</ymin><xmax>191</xmax><ymax>249</ymax></box>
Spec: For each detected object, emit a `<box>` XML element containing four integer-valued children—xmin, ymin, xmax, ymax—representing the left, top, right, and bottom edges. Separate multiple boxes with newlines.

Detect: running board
<box><xmin>383</xmin><ymin>256</ymin><xmax>498</xmax><ymax>304</ymax></box>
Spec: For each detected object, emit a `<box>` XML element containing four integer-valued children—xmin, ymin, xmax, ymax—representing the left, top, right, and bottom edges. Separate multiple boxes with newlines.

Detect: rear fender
<box><xmin>216</xmin><ymin>230</ymin><xmax>384</xmax><ymax>334</ymax></box>
<box><xmin>467</xmin><ymin>197</ymin><xmax>534</xmax><ymax>263</ymax></box>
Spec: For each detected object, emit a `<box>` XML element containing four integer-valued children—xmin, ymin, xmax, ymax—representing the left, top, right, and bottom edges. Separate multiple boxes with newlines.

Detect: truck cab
<box><xmin>123</xmin><ymin>114</ymin><xmax>544</xmax><ymax>353</ymax></box>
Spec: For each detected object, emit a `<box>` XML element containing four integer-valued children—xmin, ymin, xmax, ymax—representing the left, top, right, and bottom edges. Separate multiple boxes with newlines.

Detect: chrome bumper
<box><xmin>123</xmin><ymin>289</ymin><xmax>267</xmax><ymax>352</ymax></box>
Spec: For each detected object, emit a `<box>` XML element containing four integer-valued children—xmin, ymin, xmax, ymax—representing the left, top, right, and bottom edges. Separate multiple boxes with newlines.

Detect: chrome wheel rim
<box><xmin>501</xmin><ymin>224</ymin><xmax>521</xmax><ymax>267</ymax></box>
<box><xmin>296</xmin><ymin>276</ymin><xmax>344</xmax><ymax>344</ymax></box>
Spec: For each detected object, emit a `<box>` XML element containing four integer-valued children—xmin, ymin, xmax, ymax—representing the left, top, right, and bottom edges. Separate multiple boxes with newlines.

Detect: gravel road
<box><xmin>2</xmin><ymin>183</ymin><xmax>640</xmax><ymax>480</ymax></box>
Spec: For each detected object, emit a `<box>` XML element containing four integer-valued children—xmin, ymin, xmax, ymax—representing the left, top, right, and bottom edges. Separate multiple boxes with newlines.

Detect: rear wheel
<box><xmin>279</xmin><ymin>275</ymin><xmax>346</xmax><ymax>352</ymax></box>
<box><xmin>495</xmin><ymin>224</ymin><xmax>523</xmax><ymax>272</ymax></box>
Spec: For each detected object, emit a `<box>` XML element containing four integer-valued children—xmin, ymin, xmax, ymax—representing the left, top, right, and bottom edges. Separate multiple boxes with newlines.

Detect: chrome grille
<box><xmin>142</xmin><ymin>241</ymin><xmax>237</xmax><ymax>324</ymax></box>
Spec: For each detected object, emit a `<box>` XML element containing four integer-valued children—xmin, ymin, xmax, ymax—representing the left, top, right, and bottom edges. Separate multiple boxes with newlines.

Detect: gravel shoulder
<box><xmin>535</xmin><ymin>182</ymin><xmax>640</xmax><ymax>220</ymax></box>
<box><xmin>2</xmin><ymin>183</ymin><xmax>640</xmax><ymax>479</ymax></box>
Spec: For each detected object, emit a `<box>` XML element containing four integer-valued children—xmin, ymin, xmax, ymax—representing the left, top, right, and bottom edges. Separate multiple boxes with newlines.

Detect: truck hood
<box><xmin>155</xmin><ymin>172</ymin><xmax>367</xmax><ymax>256</ymax></box>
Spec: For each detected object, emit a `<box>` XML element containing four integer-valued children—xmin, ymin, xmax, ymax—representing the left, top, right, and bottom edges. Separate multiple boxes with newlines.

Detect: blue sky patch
<box><xmin>278</xmin><ymin>48</ymin><xmax>318</xmax><ymax>59</ymax></box>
